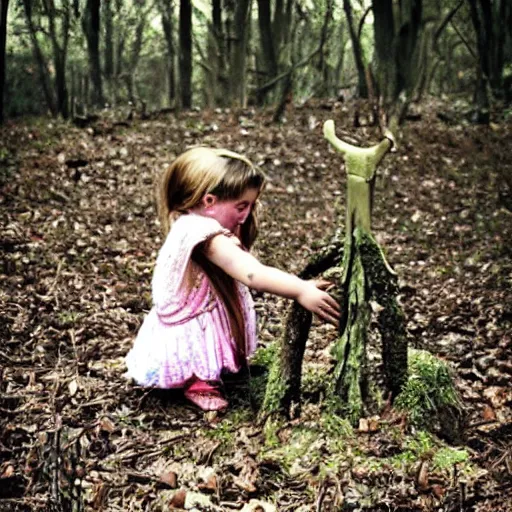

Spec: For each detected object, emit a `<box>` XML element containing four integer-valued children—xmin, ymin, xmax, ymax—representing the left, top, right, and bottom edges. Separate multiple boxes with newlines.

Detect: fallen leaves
<box><xmin>1</xmin><ymin>101</ymin><xmax>511</xmax><ymax>511</ymax></box>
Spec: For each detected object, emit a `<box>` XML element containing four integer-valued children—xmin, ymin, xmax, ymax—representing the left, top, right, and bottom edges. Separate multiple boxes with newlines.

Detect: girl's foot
<box><xmin>184</xmin><ymin>379</ymin><xmax>228</xmax><ymax>411</ymax></box>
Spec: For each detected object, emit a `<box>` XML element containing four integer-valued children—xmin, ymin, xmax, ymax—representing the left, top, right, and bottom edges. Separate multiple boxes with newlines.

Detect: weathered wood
<box><xmin>325</xmin><ymin>120</ymin><xmax>407</xmax><ymax>424</ymax></box>
<box><xmin>261</xmin><ymin>235</ymin><xmax>343</xmax><ymax>419</ymax></box>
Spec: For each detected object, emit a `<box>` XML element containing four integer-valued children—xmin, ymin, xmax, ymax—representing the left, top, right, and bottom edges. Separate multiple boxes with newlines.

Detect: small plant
<box><xmin>433</xmin><ymin>446</ymin><xmax>469</xmax><ymax>470</ymax></box>
<box><xmin>395</xmin><ymin>349</ymin><xmax>464</xmax><ymax>438</ymax></box>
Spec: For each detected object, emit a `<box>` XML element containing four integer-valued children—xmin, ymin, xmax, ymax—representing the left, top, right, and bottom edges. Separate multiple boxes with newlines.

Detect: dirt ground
<box><xmin>1</xmin><ymin>99</ymin><xmax>511</xmax><ymax>511</ymax></box>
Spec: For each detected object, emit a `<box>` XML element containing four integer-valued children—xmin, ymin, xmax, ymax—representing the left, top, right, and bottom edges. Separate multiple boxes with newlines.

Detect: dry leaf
<box><xmin>431</xmin><ymin>484</ymin><xmax>445</xmax><ymax>498</ymax></box>
<box><xmin>160</xmin><ymin>470</ymin><xmax>178</xmax><ymax>489</ymax></box>
<box><xmin>481</xmin><ymin>405</ymin><xmax>496</xmax><ymax>421</ymax></box>
<box><xmin>416</xmin><ymin>460</ymin><xmax>429</xmax><ymax>491</ymax></box>
<box><xmin>233</xmin><ymin>475</ymin><xmax>257</xmax><ymax>493</ymax></box>
<box><xmin>240</xmin><ymin>499</ymin><xmax>277</xmax><ymax>512</ymax></box>
<box><xmin>68</xmin><ymin>379</ymin><xmax>78</xmax><ymax>396</ymax></box>
<box><xmin>198</xmin><ymin>474</ymin><xmax>217</xmax><ymax>493</ymax></box>
<box><xmin>169</xmin><ymin>489</ymin><xmax>186</xmax><ymax>509</ymax></box>
<box><xmin>1</xmin><ymin>465</ymin><xmax>14</xmax><ymax>478</ymax></box>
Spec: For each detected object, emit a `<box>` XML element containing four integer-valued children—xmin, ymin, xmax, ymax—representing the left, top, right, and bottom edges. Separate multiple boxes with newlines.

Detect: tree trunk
<box><xmin>324</xmin><ymin>121</ymin><xmax>407</xmax><ymax>424</ymax></box>
<box><xmin>262</xmin><ymin>237</ymin><xmax>343</xmax><ymax>418</ymax></box>
<box><xmin>83</xmin><ymin>0</ymin><xmax>103</xmax><ymax>107</ymax></box>
<box><xmin>0</xmin><ymin>0</ymin><xmax>8</xmax><ymax>123</ymax></box>
<box><xmin>160</xmin><ymin>0</ymin><xmax>176</xmax><ymax>106</ymax></box>
<box><xmin>210</xmin><ymin>0</ymin><xmax>228</xmax><ymax>106</ymax></box>
<box><xmin>372</xmin><ymin>0</ymin><xmax>423</xmax><ymax>130</ymax></box>
<box><xmin>22</xmin><ymin>0</ymin><xmax>58</xmax><ymax>116</ymax></box>
<box><xmin>257</xmin><ymin>0</ymin><xmax>278</xmax><ymax>83</ymax></box>
<box><xmin>103</xmin><ymin>0</ymin><xmax>114</xmax><ymax>104</ymax></box>
<box><xmin>179</xmin><ymin>0</ymin><xmax>192</xmax><ymax>108</ymax></box>
<box><xmin>229</xmin><ymin>0</ymin><xmax>251</xmax><ymax>107</ymax></box>
<box><xmin>43</xmin><ymin>0</ymin><xmax>71</xmax><ymax>118</ymax></box>
<box><xmin>343</xmin><ymin>0</ymin><xmax>368</xmax><ymax>98</ymax></box>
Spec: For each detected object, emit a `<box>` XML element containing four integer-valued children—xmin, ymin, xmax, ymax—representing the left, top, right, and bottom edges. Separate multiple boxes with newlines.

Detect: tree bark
<box><xmin>83</xmin><ymin>0</ymin><xmax>103</xmax><ymax>108</ymax></box>
<box><xmin>0</xmin><ymin>0</ymin><xmax>8</xmax><ymax>123</ymax></box>
<box><xmin>372</xmin><ymin>0</ymin><xmax>423</xmax><ymax>130</ymax></box>
<box><xmin>103</xmin><ymin>0</ymin><xmax>114</xmax><ymax>103</ymax></box>
<box><xmin>209</xmin><ymin>0</ymin><xmax>227</xmax><ymax>106</ymax></box>
<box><xmin>229</xmin><ymin>0</ymin><xmax>252</xmax><ymax>107</ymax></box>
<box><xmin>43</xmin><ymin>0</ymin><xmax>71</xmax><ymax>118</ymax></box>
<box><xmin>160</xmin><ymin>0</ymin><xmax>176</xmax><ymax>106</ymax></box>
<box><xmin>324</xmin><ymin>121</ymin><xmax>407</xmax><ymax>424</ymax></box>
<box><xmin>257</xmin><ymin>0</ymin><xmax>278</xmax><ymax>82</ymax></box>
<box><xmin>343</xmin><ymin>0</ymin><xmax>368</xmax><ymax>98</ymax></box>
<box><xmin>22</xmin><ymin>0</ymin><xmax>58</xmax><ymax>116</ymax></box>
<box><xmin>179</xmin><ymin>0</ymin><xmax>192</xmax><ymax>108</ymax></box>
<box><xmin>262</xmin><ymin>236</ymin><xmax>343</xmax><ymax>418</ymax></box>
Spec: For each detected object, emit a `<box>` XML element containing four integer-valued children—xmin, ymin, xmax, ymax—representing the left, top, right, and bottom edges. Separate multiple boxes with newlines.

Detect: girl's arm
<box><xmin>205</xmin><ymin>234</ymin><xmax>340</xmax><ymax>326</ymax></box>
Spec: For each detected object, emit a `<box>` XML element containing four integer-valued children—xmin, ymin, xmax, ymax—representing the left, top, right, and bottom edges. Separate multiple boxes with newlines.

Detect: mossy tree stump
<box><xmin>261</xmin><ymin>121</ymin><xmax>408</xmax><ymax>424</ymax></box>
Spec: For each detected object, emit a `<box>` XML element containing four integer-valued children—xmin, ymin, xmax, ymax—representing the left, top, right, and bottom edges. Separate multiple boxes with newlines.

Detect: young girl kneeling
<box><xmin>125</xmin><ymin>147</ymin><xmax>340</xmax><ymax>411</ymax></box>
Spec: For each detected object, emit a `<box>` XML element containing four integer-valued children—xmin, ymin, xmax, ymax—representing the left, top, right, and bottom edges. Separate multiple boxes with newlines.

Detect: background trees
<box><xmin>1</xmin><ymin>0</ymin><xmax>511</xmax><ymax>124</ymax></box>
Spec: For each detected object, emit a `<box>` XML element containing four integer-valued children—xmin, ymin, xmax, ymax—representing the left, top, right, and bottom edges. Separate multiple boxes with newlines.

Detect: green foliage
<box><xmin>395</xmin><ymin>349</ymin><xmax>462</xmax><ymax>430</ymax></box>
<box><xmin>251</xmin><ymin>342</ymin><xmax>278</xmax><ymax>368</ymax></box>
<box><xmin>205</xmin><ymin>408</ymin><xmax>253</xmax><ymax>448</ymax></box>
<box><xmin>433</xmin><ymin>446</ymin><xmax>469</xmax><ymax>470</ymax></box>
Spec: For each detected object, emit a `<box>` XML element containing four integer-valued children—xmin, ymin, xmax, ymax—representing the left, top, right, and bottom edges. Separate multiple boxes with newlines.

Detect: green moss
<box><xmin>433</xmin><ymin>447</ymin><xmax>469</xmax><ymax>470</ymax></box>
<box><xmin>205</xmin><ymin>408</ymin><xmax>253</xmax><ymax>448</ymax></box>
<box><xmin>395</xmin><ymin>349</ymin><xmax>463</xmax><ymax>430</ymax></box>
<box><xmin>262</xmin><ymin>413</ymin><xmax>355</xmax><ymax>476</ymax></box>
<box><xmin>251</xmin><ymin>342</ymin><xmax>277</xmax><ymax>368</ymax></box>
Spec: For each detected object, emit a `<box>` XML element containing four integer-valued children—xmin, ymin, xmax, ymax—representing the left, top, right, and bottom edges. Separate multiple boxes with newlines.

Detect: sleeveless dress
<box><xmin>125</xmin><ymin>213</ymin><xmax>257</xmax><ymax>388</ymax></box>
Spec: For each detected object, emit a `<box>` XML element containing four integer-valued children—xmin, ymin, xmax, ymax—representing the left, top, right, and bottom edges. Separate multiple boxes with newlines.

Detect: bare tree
<box><xmin>0</xmin><ymin>0</ymin><xmax>9</xmax><ymax>123</ymax></box>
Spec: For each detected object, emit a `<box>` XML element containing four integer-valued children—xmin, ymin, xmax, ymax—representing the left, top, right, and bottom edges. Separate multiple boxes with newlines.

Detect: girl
<box><xmin>125</xmin><ymin>147</ymin><xmax>340</xmax><ymax>411</ymax></box>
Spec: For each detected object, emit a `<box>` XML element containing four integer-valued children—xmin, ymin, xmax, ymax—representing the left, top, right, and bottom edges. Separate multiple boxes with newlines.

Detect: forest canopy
<box><xmin>1</xmin><ymin>0</ymin><xmax>511</xmax><ymax>126</ymax></box>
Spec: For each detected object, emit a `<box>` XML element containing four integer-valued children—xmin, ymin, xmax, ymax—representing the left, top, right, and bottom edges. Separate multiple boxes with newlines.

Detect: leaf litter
<box><xmin>0</xmin><ymin>100</ymin><xmax>511</xmax><ymax>511</ymax></box>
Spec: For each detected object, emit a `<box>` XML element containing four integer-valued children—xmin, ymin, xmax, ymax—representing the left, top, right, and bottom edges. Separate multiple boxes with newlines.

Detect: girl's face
<box><xmin>200</xmin><ymin>187</ymin><xmax>259</xmax><ymax>233</ymax></box>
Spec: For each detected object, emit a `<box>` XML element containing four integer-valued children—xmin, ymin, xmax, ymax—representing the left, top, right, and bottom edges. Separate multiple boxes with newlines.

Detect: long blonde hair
<box><xmin>158</xmin><ymin>147</ymin><xmax>265</xmax><ymax>362</ymax></box>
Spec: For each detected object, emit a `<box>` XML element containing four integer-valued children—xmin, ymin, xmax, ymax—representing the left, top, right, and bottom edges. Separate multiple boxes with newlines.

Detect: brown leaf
<box><xmin>482</xmin><ymin>404</ymin><xmax>496</xmax><ymax>421</ymax></box>
<box><xmin>160</xmin><ymin>470</ymin><xmax>178</xmax><ymax>489</ymax></box>
<box><xmin>169</xmin><ymin>489</ymin><xmax>186</xmax><ymax>509</ymax></box>
<box><xmin>198</xmin><ymin>474</ymin><xmax>217</xmax><ymax>493</ymax></box>
<box><xmin>233</xmin><ymin>475</ymin><xmax>257</xmax><ymax>493</ymax></box>
<box><xmin>1</xmin><ymin>465</ymin><xmax>14</xmax><ymax>478</ymax></box>
<box><xmin>98</xmin><ymin>416</ymin><xmax>116</xmax><ymax>433</ymax></box>
<box><xmin>431</xmin><ymin>484</ymin><xmax>445</xmax><ymax>498</ymax></box>
<box><xmin>416</xmin><ymin>460</ymin><xmax>429</xmax><ymax>491</ymax></box>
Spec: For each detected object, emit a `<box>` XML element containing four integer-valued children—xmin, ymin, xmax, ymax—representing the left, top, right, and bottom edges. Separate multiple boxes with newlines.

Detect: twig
<box><xmin>104</xmin><ymin>432</ymin><xmax>193</xmax><ymax>463</ymax></box>
<box><xmin>48</xmin><ymin>258</ymin><xmax>65</xmax><ymax>294</ymax></box>
<box><xmin>316</xmin><ymin>478</ymin><xmax>330</xmax><ymax>511</ymax></box>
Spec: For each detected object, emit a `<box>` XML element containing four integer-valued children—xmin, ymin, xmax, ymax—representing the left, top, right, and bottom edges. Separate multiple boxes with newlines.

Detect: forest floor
<box><xmin>1</xmin><ymin>99</ymin><xmax>511</xmax><ymax>512</ymax></box>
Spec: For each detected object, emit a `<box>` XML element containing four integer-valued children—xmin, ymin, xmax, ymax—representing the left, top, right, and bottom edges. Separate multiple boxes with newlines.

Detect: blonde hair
<box><xmin>158</xmin><ymin>147</ymin><xmax>265</xmax><ymax>363</ymax></box>
<box><xmin>158</xmin><ymin>147</ymin><xmax>264</xmax><ymax>248</ymax></box>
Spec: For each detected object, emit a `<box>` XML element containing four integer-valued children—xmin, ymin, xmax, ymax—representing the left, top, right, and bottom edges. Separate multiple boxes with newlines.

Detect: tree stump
<box><xmin>261</xmin><ymin>121</ymin><xmax>408</xmax><ymax>424</ymax></box>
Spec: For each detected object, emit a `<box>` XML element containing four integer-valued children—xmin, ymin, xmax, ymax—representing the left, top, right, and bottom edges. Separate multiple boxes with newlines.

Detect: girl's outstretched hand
<box><xmin>297</xmin><ymin>280</ymin><xmax>341</xmax><ymax>327</ymax></box>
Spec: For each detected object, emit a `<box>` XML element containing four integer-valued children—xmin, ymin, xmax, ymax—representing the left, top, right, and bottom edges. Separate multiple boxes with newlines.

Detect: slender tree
<box><xmin>229</xmin><ymin>0</ymin><xmax>252</xmax><ymax>107</ymax></box>
<box><xmin>467</xmin><ymin>0</ymin><xmax>512</xmax><ymax>121</ymax></box>
<box><xmin>372</xmin><ymin>0</ymin><xmax>423</xmax><ymax>130</ymax></box>
<box><xmin>0</xmin><ymin>0</ymin><xmax>9</xmax><ymax>123</ymax></box>
<box><xmin>179</xmin><ymin>0</ymin><xmax>192</xmax><ymax>108</ymax></box>
<box><xmin>22</xmin><ymin>0</ymin><xmax>58</xmax><ymax>116</ymax></box>
<box><xmin>42</xmin><ymin>0</ymin><xmax>72</xmax><ymax>118</ymax></box>
<box><xmin>208</xmin><ymin>0</ymin><xmax>228</xmax><ymax>106</ymax></box>
<box><xmin>83</xmin><ymin>0</ymin><xmax>103</xmax><ymax>107</ymax></box>
<box><xmin>103</xmin><ymin>0</ymin><xmax>114</xmax><ymax>94</ymax></box>
<box><xmin>159</xmin><ymin>0</ymin><xmax>176</xmax><ymax>107</ymax></box>
<box><xmin>343</xmin><ymin>0</ymin><xmax>368</xmax><ymax>98</ymax></box>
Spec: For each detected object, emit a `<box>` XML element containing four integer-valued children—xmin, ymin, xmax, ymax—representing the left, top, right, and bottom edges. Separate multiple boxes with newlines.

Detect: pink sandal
<box><xmin>184</xmin><ymin>379</ymin><xmax>228</xmax><ymax>411</ymax></box>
